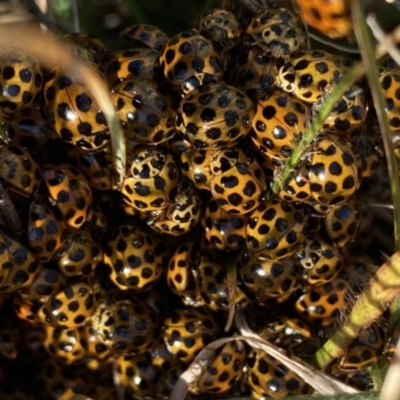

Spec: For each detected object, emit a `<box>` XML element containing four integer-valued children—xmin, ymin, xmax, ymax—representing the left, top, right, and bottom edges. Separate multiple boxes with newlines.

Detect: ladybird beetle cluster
<box><xmin>0</xmin><ymin>0</ymin><xmax>393</xmax><ymax>398</ymax></box>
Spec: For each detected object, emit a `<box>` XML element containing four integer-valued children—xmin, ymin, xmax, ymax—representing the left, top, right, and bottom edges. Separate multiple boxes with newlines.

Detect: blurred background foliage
<box><xmin>50</xmin><ymin>0</ymin><xmax>220</xmax><ymax>49</ymax></box>
<box><xmin>42</xmin><ymin>0</ymin><xmax>400</xmax><ymax>53</ymax></box>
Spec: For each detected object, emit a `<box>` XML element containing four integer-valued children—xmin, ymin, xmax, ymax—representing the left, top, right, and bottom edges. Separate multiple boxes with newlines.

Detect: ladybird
<box><xmin>157</xmin><ymin>360</ymin><xmax>187</xmax><ymax>399</ymax></box>
<box><xmin>116</xmin><ymin>351</ymin><xmax>160</xmax><ymax>399</ymax></box>
<box><xmin>33</xmin><ymin>359</ymin><xmax>95</xmax><ymax>399</ymax></box>
<box><xmin>321</xmin><ymin>85</ymin><xmax>367</xmax><ymax>140</ymax></box>
<box><xmin>0</xmin><ymin>48</ymin><xmax>43</xmax><ymax>115</ymax></box>
<box><xmin>120</xmin><ymin>24</ymin><xmax>169</xmax><ymax>52</ymax></box>
<box><xmin>179</xmin><ymin>148</ymin><xmax>215</xmax><ymax>190</ymax></box>
<box><xmin>197</xmin><ymin>257</ymin><xmax>248</xmax><ymax>312</ymax></box>
<box><xmin>297</xmin><ymin>235</ymin><xmax>343</xmax><ymax>285</ymax></box>
<box><xmin>44</xmin><ymin>325</ymin><xmax>85</xmax><ymax>363</ymax></box>
<box><xmin>14</xmin><ymin>293</ymin><xmax>41</xmax><ymax>323</ymax></box>
<box><xmin>309</xmin><ymin>135</ymin><xmax>362</xmax><ymax>206</ymax></box>
<box><xmin>55</xmin><ymin>229</ymin><xmax>102</xmax><ymax>279</ymax></box>
<box><xmin>148</xmin><ymin>184</ymin><xmax>202</xmax><ymax>235</ymax></box>
<box><xmin>78</xmin><ymin>324</ymin><xmax>115</xmax><ymax>369</ymax></box>
<box><xmin>295</xmin><ymin>0</ymin><xmax>352</xmax><ymax>38</ymax></box>
<box><xmin>158</xmin><ymin>30</ymin><xmax>224</xmax><ymax>93</ymax></box>
<box><xmin>339</xmin><ymin>323</ymin><xmax>385</xmax><ymax>371</ymax></box>
<box><xmin>37</xmin><ymin>281</ymin><xmax>100</xmax><ymax>328</ymax></box>
<box><xmin>177</xmin><ymin>82</ymin><xmax>254</xmax><ymax>149</ymax></box>
<box><xmin>228</xmin><ymin>48</ymin><xmax>280</xmax><ymax>99</ymax></box>
<box><xmin>67</xmin><ymin>147</ymin><xmax>114</xmax><ymax>191</ymax></box>
<box><xmin>41</xmin><ymin>163</ymin><xmax>93</xmax><ymax>229</ymax></box>
<box><xmin>277</xmin><ymin>50</ymin><xmax>347</xmax><ymax>103</ymax></box>
<box><xmin>103</xmin><ymin>224</ymin><xmax>163</xmax><ymax>291</ymax></box>
<box><xmin>0</xmin><ymin>230</ymin><xmax>41</xmax><ymax>294</ymax></box>
<box><xmin>195</xmin><ymin>9</ymin><xmax>241</xmax><ymax>51</ymax></box>
<box><xmin>28</xmin><ymin>201</ymin><xmax>69</xmax><ymax>262</ymax></box>
<box><xmin>379</xmin><ymin>69</ymin><xmax>400</xmax><ymax>131</ymax></box>
<box><xmin>63</xmin><ymin>33</ymin><xmax>106</xmax><ymax>64</ymax></box>
<box><xmin>92</xmin><ymin>297</ymin><xmax>159</xmax><ymax>354</ymax></box>
<box><xmin>239</xmin><ymin>252</ymin><xmax>301</xmax><ymax>303</ymax></box>
<box><xmin>251</xmin><ymin>89</ymin><xmax>310</xmax><ymax>163</ymax></box>
<box><xmin>167</xmin><ymin>242</ymin><xmax>205</xmax><ymax>307</ymax></box>
<box><xmin>163</xmin><ymin>307</ymin><xmax>220</xmax><ymax>363</ymax></box>
<box><xmin>295</xmin><ymin>277</ymin><xmax>349</xmax><ymax>326</ymax></box>
<box><xmin>348</xmin><ymin>202</ymin><xmax>374</xmax><ymax>253</ymax></box>
<box><xmin>277</xmin><ymin>165</ymin><xmax>312</xmax><ymax>203</ymax></box>
<box><xmin>121</xmin><ymin>146</ymin><xmax>180</xmax><ymax>212</ymax></box>
<box><xmin>210</xmin><ymin>148</ymin><xmax>267</xmax><ymax>214</ymax></box>
<box><xmin>246</xmin><ymin>199</ymin><xmax>306</xmax><ymax>260</ymax></box>
<box><xmin>354</xmin><ymin>126</ymin><xmax>382</xmax><ymax>179</ymax></box>
<box><xmin>247</xmin><ymin>349</ymin><xmax>312</xmax><ymax>397</ymax></box>
<box><xmin>246</xmin><ymin>8</ymin><xmax>307</xmax><ymax>59</ymax></box>
<box><xmin>324</xmin><ymin>196</ymin><xmax>362</xmax><ymax>248</ymax></box>
<box><xmin>0</xmin><ymin>144</ymin><xmax>41</xmax><ymax>196</ymax></box>
<box><xmin>195</xmin><ymin>340</ymin><xmax>246</xmax><ymax>394</ymax></box>
<box><xmin>103</xmin><ymin>48</ymin><xmax>161</xmax><ymax>87</ymax></box>
<box><xmin>17</xmin><ymin>268</ymin><xmax>65</xmax><ymax>309</ymax></box>
<box><xmin>260</xmin><ymin>316</ymin><xmax>315</xmax><ymax>343</ymax></box>
<box><xmin>85</xmin><ymin>203</ymin><xmax>107</xmax><ymax>232</ymax></box>
<box><xmin>202</xmin><ymin>199</ymin><xmax>248</xmax><ymax>251</ymax></box>
<box><xmin>111</xmin><ymin>79</ymin><xmax>175</xmax><ymax>145</ymax></box>
<box><xmin>0</xmin><ymin>105</ymin><xmax>62</xmax><ymax>149</ymax></box>
<box><xmin>44</xmin><ymin>68</ymin><xmax>110</xmax><ymax>151</ymax></box>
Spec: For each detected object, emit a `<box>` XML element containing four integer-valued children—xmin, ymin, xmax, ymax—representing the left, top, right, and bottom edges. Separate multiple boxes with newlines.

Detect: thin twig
<box><xmin>70</xmin><ymin>0</ymin><xmax>80</xmax><ymax>33</ymax></box>
<box><xmin>367</xmin><ymin>14</ymin><xmax>400</xmax><ymax>67</ymax></box>
<box><xmin>308</xmin><ymin>31</ymin><xmax>361</xmax><ymax>54</ymax></box>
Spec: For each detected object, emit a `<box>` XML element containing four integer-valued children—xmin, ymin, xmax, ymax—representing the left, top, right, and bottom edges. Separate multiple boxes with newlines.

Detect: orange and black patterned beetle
<box><xmin>120</xmin><ymin>24</ymin><xmax>169</xmax><ymax>52</ymax></box>
<box><xmin>44</xmin><ymin>68</ymin><xmax>110</xmax><ymax>151</ymax></box>
<box><xmin>41</xmin><ymin>163</ymin><xmax>93</xmax><ymax>229</ymax></box>
<box><xmin>177</xmin><ymin>82</ymin><xmax>254</xmax><ymax>149</ymax></box>
<box><xmin>246</xmin><ymin>8</ymin><xmax>307</xmax><ymax>60</ymax></box>
<box><xmin>158</xmin><ymin>30</ymin><xmax>224</xmax><ymax>94</ymax></box>
<box><xmin>112</xmin><ymin>79</ymin><xmax>175</xmax><ymax>145</ymax></box>
<box><xmin>103</xmin><ymin>224</ymin><xmax>164</xmax><ymax>291</ymax></box>
<box><xmin>0</xmin><ymin>48</ymin><xmax>43</xmax><ymax>115</ymax></box>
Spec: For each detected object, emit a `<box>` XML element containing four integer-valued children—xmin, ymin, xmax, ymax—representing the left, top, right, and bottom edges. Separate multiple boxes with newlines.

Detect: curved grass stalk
<box><xmin>310</xmin><ymin>252</ymin><xmax>400</xmax><ymax>369</ymax></box>
<box><xmin>0</xmin><ymin>24</ymin><xmax>126</xmax><ymax>187</ymax></box>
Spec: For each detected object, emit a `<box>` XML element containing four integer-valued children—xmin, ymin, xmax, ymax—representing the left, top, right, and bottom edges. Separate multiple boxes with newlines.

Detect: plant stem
<box><xmin>369</xmin><ymin>363</ymin><xmax>383</xmax><ymax>392</ymax></box>
<box><xmin>310</xmin><ymin>252</ymin><xmax>400</xmax><ymax>369</ymax></box>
